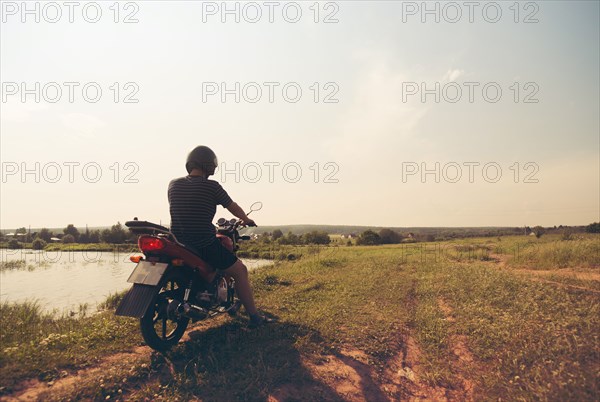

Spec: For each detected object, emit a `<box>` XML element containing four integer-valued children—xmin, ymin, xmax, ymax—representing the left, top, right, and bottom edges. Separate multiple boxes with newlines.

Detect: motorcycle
<box><xmin>115</xmin><ymin>202</ymin><xmax>262</xmax><ymax>351</ymax></box>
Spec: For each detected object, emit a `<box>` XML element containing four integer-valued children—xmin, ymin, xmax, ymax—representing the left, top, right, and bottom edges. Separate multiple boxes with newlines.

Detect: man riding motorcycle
<box><xmin>168</xmin><ymin>145</ymin><xmax>272</xmax><ymax>328</ymax></box>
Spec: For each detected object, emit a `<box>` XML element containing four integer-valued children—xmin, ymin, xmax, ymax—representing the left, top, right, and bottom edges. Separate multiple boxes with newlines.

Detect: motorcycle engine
<box><xmin>195</xmin><ymin>277</ymin><xmax>228</xmax><ymax>306</ymax></box>
<box><xmin>195</xmin><ymin>290</ymin><xmax>213</xmax><ymax>308</ymax></box>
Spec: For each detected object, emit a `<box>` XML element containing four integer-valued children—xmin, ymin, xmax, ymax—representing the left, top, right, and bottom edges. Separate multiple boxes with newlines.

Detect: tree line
<box><xmin>3</xmin><ymin>222</ymin><xmax>598</xmax><ymax>250</ymax></box>
<box><xmin>354</xmin><ymin>223</ymin><xmax>600</xmax><ymax>245</ymax></box>
<box><xmin>256</xmin><ymin>229</ymin><xmax>331</xmax><ymax>245</ymax></box>
<box><xmin>2</xmin><ymin>223</ymin><xmax>132</xmax><ymax>249</ymax></box>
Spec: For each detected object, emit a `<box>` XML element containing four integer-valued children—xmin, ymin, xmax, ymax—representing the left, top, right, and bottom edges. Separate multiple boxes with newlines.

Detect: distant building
<box><xmin>5</xmin><ymin>233</ymin><xmax>27</xmax><ymax>238</ymax></box>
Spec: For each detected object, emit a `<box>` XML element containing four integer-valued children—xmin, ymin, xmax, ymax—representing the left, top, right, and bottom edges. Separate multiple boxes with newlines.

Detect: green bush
<box><xmin>32</xmin><ymin>238</ymin><xmax>47</xmax><ymax>250</ymax></box>
<box><xmin>532</xmin><ymin>226</ymin><xmax>545</xmax><ymax>238</ymax></box>
<box><xmin>356</xmin><ymin>230</ymin><xmax>381</xmax><ymax>245</ymax></box>
<box><xmin>8</xmin><ymin>239</ymin><xmax>22</xmax><ymax>249</ymax></box>
<box><xmin>379</xmin><ymin>229</ymin><xmax>402</xmax><ymax>244</ymax></box>
<box><xmin>585</xmin><ymin>222</ymin><xmax>600</xmax><ymax>233</ymax></box>
<box><xmin>561</xmin><ymin>230</ymin><xmax>574</xmax><ymax>241</ymax></box>
<box><xmin>302</xmin><ymin>231</ymin><xmax>331</xmax><ymax>245</ymax></box>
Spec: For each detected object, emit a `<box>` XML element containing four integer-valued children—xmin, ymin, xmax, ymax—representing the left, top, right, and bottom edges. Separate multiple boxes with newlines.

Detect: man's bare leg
<box><xmin>223</xmin><ymin>259</ymin><xmax>258</xmax><ymax>316</ymax></box>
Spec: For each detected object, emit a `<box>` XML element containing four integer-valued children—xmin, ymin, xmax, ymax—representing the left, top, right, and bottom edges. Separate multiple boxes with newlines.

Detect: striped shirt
<box><xmin>168</xmin><ymin>175</ymin><xmax>233</xmax><ymax>248</ymax></box>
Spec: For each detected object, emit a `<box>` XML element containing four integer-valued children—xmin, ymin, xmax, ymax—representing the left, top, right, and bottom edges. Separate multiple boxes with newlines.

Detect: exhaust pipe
<box><xmin>176</xmin><ymin>302</ymin><xmax>208</xmax><ymax>320</ymax></box>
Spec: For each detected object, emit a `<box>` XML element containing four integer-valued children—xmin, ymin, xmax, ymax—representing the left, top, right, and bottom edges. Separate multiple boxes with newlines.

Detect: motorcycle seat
<box><xmin>159</xmin><ymin>238</ymin><xmax>217</xmax><ymax>278</ymax></box>
<box><xmin>125</xmin><ymin>220</ymin><xmax>171</xmax><ymax>235</ymax></box>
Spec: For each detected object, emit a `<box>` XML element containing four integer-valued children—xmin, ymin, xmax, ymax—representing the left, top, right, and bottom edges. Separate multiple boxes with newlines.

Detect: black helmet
<box><xmin>186</xmin><ymin>146</ymin><xmax>218</xmax><ymax>174</ymax></box>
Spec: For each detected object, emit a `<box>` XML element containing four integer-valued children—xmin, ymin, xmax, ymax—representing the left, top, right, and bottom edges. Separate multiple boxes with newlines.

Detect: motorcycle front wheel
<box><xmin>140</xmin><ymin>271</ymin><xmax>190</xmax><ymax>352</ymax></box>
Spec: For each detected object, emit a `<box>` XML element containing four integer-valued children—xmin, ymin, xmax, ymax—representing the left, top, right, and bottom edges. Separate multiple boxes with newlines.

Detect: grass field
<box><xmin>0</xmin><ymin>234</ymin><xmax>598</xmax><ymax>401</ymax></box>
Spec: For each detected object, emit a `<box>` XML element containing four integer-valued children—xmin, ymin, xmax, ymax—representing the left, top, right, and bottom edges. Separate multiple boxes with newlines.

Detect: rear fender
<box><xmin>115</xmin><ymin>264</ymin><xmax>195</xmax><ymax>318</ymax></box>
<box><xmin>115</xmin><ymin>284</ymin><xmax>159</xmax><ymax>318</ymax></box>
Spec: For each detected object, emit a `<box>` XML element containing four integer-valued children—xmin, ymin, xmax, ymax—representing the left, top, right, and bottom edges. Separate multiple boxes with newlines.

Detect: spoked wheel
<box><xmin>140</xmin><ymin>271</ymin><xmax>190</xmax><ymax>351</ymax></box>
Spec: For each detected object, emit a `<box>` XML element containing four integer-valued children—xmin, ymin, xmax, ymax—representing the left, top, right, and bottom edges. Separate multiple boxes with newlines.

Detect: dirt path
<box><xmin>1</xmin><ymin>346</ymin><xmax>151</xmax><ymax>402</ymax></box>
<box><xmin>4</xmin><ymin>331</ymin><xmax>472</xmax><ymax>401</ymax></box>
<box><xmin>268</xmin><ymin>300</ymin><xmax>480</xmax><ymax>402</ymax></box>
<box><xmin>488</xmin><ymin>252</ymin><xmax>600</xmax><ymax>294</ymax></box>
<box><xmin>436</xmin><ymin>298</ymin><xmax>475</xmax><ymax>401</ymax></box>
<box><xmin>2</xmin><ymin>292</ymin><xmax>481</xmax><ymax>402</ymax></box>
<box><xmin>267</xmin><ymin>338</ymin><xmax>452</xmax><ymax>402</ymax></box>
<box><xmin>382</xmin><ymin>335</ymin><xmax>450</xmax><ymax>402</ymax></box>
<box><xmin>3</xmin><ymin>296</ymin><xmax>481</xmax><ymax>401</ymax></box>
<box><xmin>524</xmin><ymin>268</ymin><xmax>600</xmax><ymax>282</ymax></box>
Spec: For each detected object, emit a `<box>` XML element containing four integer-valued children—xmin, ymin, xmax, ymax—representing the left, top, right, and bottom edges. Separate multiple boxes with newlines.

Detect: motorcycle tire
<box><xmin>140</xmin><ymin>270</ymin><xmax>190</xmax><ymax>352</ymax></box>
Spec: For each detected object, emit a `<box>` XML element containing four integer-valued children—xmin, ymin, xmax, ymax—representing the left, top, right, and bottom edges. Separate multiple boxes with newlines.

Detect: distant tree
<box><xmin>585</xmin><ymin>222</ymin><xmax>600</xmax><ymax>233</ymax></box>
<box><xmin>8</xmin><ymin>239</ymin><xmax>23</xmax><ymax>249</ymax></box>
<box><xmin>63</xmin><ymin>224</ymin><xmax>80</xmax><ymax>242</ymax></box>
<box><xmin>62</xmin><ymin>234</ymin><xmax>75</xmax><ymax>244</ymax></box>
<box><xmin>346</xmin><ymin>240</ymin><xmax>353</xmax><ymax>246</ymax></box>
<box><xmin>37</xmin><ymin>228</ymin><xmax>53</xmax><ymax>242</ymax></box>
<box><xmin>279</xmin><ymin>232</ymin><xmax>301</xmax><ymax>245</ymax></box>
<box><xmin>258</xmin><ymin>232</ymin><xmax>271</xmax><ymax>244</ymax></box>
<box><xmin>89</xmin><ymin>230</ymin><xmax>101</xmax><ymax>243</ymax></box>
<box><xmin>12</xmin><ymin>227</ymin><xmax>30</xmax><ymax>242</ymax></box>
<box><xmin>101</xmin><ymin>222</ymin><xmax>128</xmax><ymax>244</ymax></box>
<box><xmin>302</xmin><ymin>231</ymin><xmax>331</xmax><ymax>245</ymax></box>
<box><xmin>32</xmin><ymin>238</ymin><xmax>47</xmax><ymax>250</ymax></box>
<box><xmin>379</xmin><ymin>229</ymin><xmax>402</xmax><ymax>244</ymax></box>
<box><xmin>127</xmin><ymin>230</ymin><xmax>138</xmax><ymax>243</ymax></box>
<box><xmin>79</xmin><ymin>227</ymin><xmax>90</xmax><ymax>244</ymax></box>
<box><xmin>272</xmin><ymin>229</ymin><xmax>284</xmax><ymax>240</ymax></box>
<box><xmin>101</xmin><ymin>229</ymin><xmax>111</xmax><ymax>243</ymax></box>
<box><xmin>532</xmin><ymin>226</ymin><xmax>545</xmax><ymax>238</ymax></box>
<box><xmin>356</xmin><ymin>230</ymin><xmax>381</xmax><ymax>245</ymax></box>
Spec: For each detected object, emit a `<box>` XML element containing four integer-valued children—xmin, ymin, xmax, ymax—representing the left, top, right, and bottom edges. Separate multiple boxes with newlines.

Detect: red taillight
<box><xmin>138</xmin><ymin>236</ymin><xmax>165</xmax><ymax>252</ymax></box>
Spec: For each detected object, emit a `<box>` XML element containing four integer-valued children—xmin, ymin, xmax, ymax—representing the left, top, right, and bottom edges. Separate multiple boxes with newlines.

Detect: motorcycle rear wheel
<box><xmin>140</xmin><ymin>271</ymin><xmax>190</xmax><ymax>351</ymax></box>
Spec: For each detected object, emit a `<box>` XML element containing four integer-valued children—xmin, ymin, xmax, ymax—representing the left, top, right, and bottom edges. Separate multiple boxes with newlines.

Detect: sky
<box><xmin>1</xmin><ymin>1</ymin><xmax>599</xmax><ymax>229</ymax></box>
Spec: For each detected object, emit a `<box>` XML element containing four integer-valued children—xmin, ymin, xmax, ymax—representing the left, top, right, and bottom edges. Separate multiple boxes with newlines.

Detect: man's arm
<box><xmin>226</xmin><ymin>202</ymin><xmax>256</xmax><ymax>226</ymax></box>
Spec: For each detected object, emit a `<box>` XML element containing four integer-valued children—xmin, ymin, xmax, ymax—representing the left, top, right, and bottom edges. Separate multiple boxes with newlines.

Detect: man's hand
<box><xmin>241</xmin><ymin>218</ymin><xmax>256</xmax><ymax>227</ymax></box>
<box><xmin>227</xmin><ymin>202</ymin><xmax>257</xmax><ymax>227</ymax></box>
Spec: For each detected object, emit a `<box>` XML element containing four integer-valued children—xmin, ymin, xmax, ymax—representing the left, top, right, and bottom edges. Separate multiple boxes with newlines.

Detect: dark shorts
<box><xmin>188</xmin><ymin>238</ymin><xmax>238</xmax><ymax>271</ymax></box>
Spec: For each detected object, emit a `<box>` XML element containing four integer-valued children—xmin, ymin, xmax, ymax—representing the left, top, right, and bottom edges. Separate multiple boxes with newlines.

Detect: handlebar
<box><xmin>233</xmin><ymin>219</ymin><xmax>257</xmax><ymax>229</ymax></box>
<box><xmin>218</xmin><ymin>203</ymin><xmax>261</xmax><ymax>230</ymax></box>
<box><xmin>222</xmin><ymin>220</ymin><xmax>256</xmax><ymax>232</ymax></box>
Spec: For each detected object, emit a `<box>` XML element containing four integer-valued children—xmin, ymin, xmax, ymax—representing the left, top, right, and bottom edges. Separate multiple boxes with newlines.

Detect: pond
<box><xmin>0</xmin><ymin>249</ymin><xmax>273</xmax><ymax>315</ymax></box>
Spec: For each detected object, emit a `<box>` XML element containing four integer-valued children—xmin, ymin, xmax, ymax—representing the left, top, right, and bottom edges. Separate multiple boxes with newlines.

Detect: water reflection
<box><xmin>0</xmin><ymin>249</ymin><xmax>272</xmax><ymax>315</ymax></box>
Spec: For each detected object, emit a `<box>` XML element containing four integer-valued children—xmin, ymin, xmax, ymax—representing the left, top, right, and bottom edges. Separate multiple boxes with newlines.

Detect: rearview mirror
<box><xmin>250</xmin><ymin>201</ymin><xmax>263</xmax><ymax>212</ymax></box>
